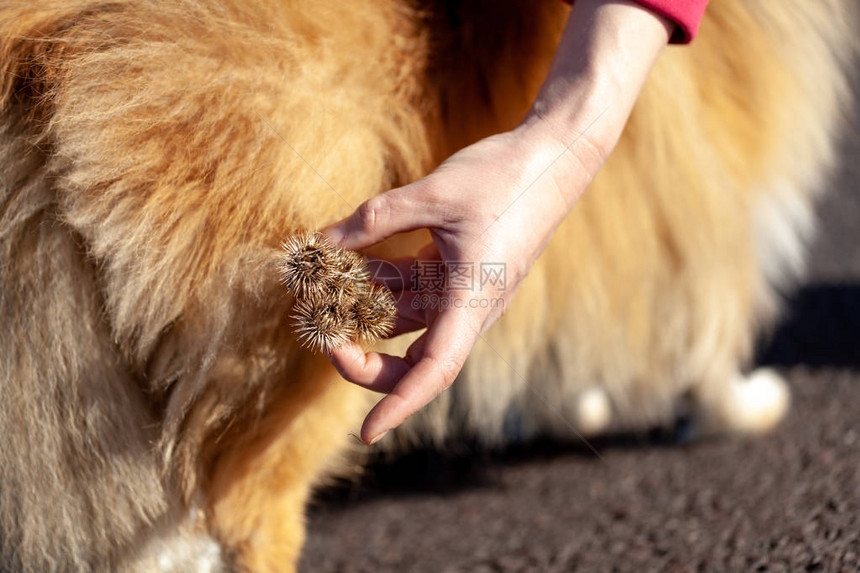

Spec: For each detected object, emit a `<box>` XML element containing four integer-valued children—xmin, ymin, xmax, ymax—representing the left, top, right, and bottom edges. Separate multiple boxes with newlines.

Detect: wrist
<box><xmin>513</xmin><ymin>68</ymin><xmax>626</xmax><ymax>196</ymax></box>
<box><xmin>517</xmin><ymin>0</ymin><xmax>672</xmax><ymax>169</ymax></box>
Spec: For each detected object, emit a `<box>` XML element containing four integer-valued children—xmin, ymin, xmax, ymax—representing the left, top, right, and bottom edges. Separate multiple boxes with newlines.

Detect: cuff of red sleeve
<box><xmin>560</xmin><ymin>0</ymin><xmax>708</xmax><ymax>44</ymax></box>
<box><xmin>632</xmin><ymin>0</ymin><xmax>708</xmax><ymax>44</ymax></box>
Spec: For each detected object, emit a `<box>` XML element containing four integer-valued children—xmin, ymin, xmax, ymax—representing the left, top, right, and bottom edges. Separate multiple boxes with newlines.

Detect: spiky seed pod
<box><xmin>291</xmin><ymin>292</ymin><xmax>357</xmax><ymax>354</ymax></box>
<box><xmin>351</xmin><ymin>282</ymin><xmax>397</xmax><ymax>345</ymax></box>
<box><xmin>281</xmin><ymin>229</ymin><xmax>396</xmax><ymax>351</ymax></box>
<box><xmin>334</xmin><ymin>248</ymin><xmax>371</xmax><ymax>287</ymax></box>
<box><xmin>279</xmin><ymin>231</ymin><xmax>342</xmax><ymax>298</ymax></box>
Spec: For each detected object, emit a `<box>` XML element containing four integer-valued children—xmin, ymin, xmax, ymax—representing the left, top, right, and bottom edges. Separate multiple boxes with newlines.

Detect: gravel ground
<box><xmin>299</xmin><ymin>63</ymin><xmax>860</xmax><ymax>573</ymax></box>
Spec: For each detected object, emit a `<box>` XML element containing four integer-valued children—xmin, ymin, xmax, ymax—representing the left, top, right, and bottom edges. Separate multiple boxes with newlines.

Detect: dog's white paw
<box><xmin>122</xmin><ymin>504</ymin><xmax>225</xmax><ymax>573</ymax></box>
<box><xmin>715</xmin><ymin>368</ymin><xmax>791</xmax><ymax>435</ymax></box>
<box><xmin>575</xmin><ymin>387</ymin><xmax>612</xmax><ymax>436</ymax></box>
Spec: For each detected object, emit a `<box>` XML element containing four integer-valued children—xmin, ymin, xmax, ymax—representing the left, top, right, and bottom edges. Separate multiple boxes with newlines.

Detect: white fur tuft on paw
<box><xmin>725</xmin><ymin>368</ymin><xmax>791</xmax><ymax>435</ymax></box>
<box><xmin>575</xmin><ymin>387</ymin><xmax>612</xmax><ymax>436</ymax></box>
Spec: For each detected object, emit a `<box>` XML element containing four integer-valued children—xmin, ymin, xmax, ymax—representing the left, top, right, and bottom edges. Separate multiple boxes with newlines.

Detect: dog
<box><xmin>1</xmin><ymin>0</ymin><xmax>855</xmax><ymax>570</ymax></box>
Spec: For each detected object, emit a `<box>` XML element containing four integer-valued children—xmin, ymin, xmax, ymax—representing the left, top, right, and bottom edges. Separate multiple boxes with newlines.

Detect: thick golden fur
<box><xmin>0</xmin><ymin>0</ymin><xmax>855</xmax><ymax>571</ymax></box>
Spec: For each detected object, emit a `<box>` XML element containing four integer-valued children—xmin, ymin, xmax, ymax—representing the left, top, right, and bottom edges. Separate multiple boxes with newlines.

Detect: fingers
<box><xmin>322</xmin><ymin>183</ymin><xmax>443</xmax><ymax>250</ymax></box>
<box><xmin>327</xmin><ymin>341</ymin><xmax>411</xmax><ymax>394</ymax></box>
<box><xmin>359</xmin><ymin>306</ymin><xmax>482</xmax><ymax>444</ymax></box>
<box><xmin>328</xmin><ymin>332</ymin><xmax>429</xmax><ymax>391</ymax></box>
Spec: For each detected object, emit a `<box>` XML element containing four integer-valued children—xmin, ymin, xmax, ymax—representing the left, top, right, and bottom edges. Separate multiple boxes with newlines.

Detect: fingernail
<box><xmin>368</xmin><ymin>430</ymin><xmax>388</xmax><ymax>445</ymax></box>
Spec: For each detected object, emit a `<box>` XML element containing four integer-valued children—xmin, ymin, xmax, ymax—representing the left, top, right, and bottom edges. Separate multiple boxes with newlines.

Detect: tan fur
<box><xmin>0</xmin><ymin>0</ymin><xmax>855</xmax><ymax>571</ymax></box>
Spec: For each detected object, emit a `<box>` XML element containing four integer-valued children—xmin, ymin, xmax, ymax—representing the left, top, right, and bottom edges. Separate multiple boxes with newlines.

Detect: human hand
<box><xmin>324</xmin><ymin>0</ymin><xmax>672</xmax><ymax>445</ymax></box>
<box><xmin>323</xmin><ymin>122</ymin><xmax>604</xmax><ymax>444</ymax></box>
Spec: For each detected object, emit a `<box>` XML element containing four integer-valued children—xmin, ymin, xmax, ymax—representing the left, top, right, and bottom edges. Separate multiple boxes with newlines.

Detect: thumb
<box><xmin>322</xmin><ymin>182</ymin><xmax>441</xmax><ymax>250</ymax></box>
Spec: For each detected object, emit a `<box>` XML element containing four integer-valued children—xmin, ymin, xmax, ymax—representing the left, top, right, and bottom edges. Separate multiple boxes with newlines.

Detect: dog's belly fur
<box><xmin>0</xmin><ymin>0</ymin><xmax>854</xmax><ymax>570</ymax></box>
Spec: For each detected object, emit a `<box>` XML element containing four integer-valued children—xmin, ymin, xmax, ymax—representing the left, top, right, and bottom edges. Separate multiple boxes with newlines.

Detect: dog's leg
<box><xmin>205</xmin><ymin>362</ymin><xmax>369</xmax><ymax>572</ymax></box>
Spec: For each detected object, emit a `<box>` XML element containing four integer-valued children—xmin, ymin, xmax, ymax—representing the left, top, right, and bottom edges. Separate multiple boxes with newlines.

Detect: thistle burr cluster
<box><xmin>279</xmin><ymin>231</ymin><xmax>397</xmax><ymax>353</ymax></box>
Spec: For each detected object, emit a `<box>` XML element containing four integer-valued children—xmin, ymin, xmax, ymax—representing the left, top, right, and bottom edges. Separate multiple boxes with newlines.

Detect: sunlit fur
<box><xmin>0</xmin><ymin>0</ymin><xmax>855</xmax><ymax>571</ymax></box>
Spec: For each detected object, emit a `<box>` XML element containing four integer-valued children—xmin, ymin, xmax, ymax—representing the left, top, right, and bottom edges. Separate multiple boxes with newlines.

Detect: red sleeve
<box><xmin>562</xmin><ymin>0</ymin><xmax>709</xmax><ymax>44</ymax></box>
<box><xmin>633</xmin><ymin>0</ymin><xmax>708</xmax><ymax>43</ymax></box>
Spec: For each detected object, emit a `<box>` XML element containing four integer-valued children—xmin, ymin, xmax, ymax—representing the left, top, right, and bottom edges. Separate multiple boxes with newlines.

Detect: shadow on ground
<box><xmin>758</xmin><ymin>284</ymin><xmax>860</xmax><ymax>370</ymax></box>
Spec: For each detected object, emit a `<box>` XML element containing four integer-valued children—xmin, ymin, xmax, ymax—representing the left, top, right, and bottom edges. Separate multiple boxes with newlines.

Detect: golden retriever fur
<box><xmin>0</xmin><ymin>0</ymin><xmax>855</xmax><ymax>571</ymax></box>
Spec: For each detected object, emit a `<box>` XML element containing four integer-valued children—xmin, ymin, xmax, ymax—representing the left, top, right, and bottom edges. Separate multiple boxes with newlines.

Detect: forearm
<box><xmin>518</xmin><ymin>0</ymin><xmax>673</xmax><ymax>192</ymax></box>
